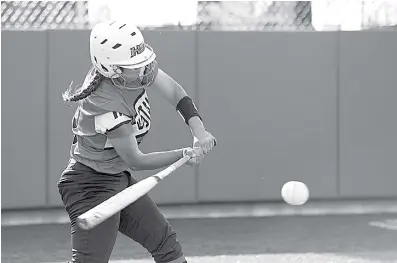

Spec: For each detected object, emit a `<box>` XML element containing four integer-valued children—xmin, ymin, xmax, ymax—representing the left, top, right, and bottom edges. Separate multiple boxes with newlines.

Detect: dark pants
<box><xmin>58</xmin><ymin>159</ymin><xmax>186</xmax><ymax>263</ymax></box>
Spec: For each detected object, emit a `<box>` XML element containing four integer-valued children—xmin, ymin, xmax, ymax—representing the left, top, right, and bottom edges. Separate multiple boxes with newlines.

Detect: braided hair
<box><xmin>62</xmin><ymin>67</ymin><xmax>104</xmax><ymax>102</ymax></box>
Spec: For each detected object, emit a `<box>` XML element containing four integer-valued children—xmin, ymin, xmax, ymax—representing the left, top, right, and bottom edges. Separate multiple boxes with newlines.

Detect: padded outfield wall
<box><xmin>2</xmin><ymin>30</ymin><xmax>397</xmax><ymax>209</ymax></box>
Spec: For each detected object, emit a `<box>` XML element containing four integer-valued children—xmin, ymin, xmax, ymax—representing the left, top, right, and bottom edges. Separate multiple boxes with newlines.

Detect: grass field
<box><xmin>2</xmin><ymin>213</ymin><xmax>397</xmax><ymax>263</ymax></box>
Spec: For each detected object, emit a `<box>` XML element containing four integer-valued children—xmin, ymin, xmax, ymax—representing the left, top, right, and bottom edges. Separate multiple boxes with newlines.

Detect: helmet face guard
<box><xmin>110</xmin><ymin>61</ymin><xmax>157</xmax><ymax>90</ymax></box>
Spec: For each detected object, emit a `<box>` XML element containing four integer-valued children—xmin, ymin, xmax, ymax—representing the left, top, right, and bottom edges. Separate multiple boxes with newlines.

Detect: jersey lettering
<box><xmin>112</xmin><ymin>111</ymin><xmax>124</xmax><ymax>119</ymax></box>
<box><xmin>133</xmin><ymin>91</ymin><xmax>151</xmax><ymax>136</ymax></box>
<box><xmin>95</xmin><ymin>112</ymin><xmax>132</xmax><ymax>134</ymax></box>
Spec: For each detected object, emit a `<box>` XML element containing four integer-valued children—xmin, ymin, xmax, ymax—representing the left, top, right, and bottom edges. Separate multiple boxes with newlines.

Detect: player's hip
<box><xmin>57</xmin><ymin>159</ymin><xmax>131</xmax><ymax>224</ymax></box>
<box><xmin>58</xmin><ymin>158</ymin><xmax>132</xmax><ymax>189</ymax></box>
<box><xmin>69</xmin><ymin>146</ymin><xmax>129</xmax><ymax>174</ymax></box>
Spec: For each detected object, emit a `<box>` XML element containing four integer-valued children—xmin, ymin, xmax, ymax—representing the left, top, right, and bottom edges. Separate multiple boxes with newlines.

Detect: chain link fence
<box><xmin>2</xmin><ymin>1</ymin><xmax>397</xmax><ymax>30</ymax></box>
<box><xmin>1</xmin><ymin>1</ymin><xmax>88</xmax><ymax>29</ymax></box>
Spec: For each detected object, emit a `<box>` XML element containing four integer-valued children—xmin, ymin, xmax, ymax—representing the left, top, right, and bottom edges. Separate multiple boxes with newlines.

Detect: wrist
<box><xmin>188</xmin><ymin>116</ymin><xmax>206</xmax><ymax>139</ymax></box>
<box><xmin>193</xmin><ymin>130</ymin><xmax>207</xmax><ymax>140</ymax></box>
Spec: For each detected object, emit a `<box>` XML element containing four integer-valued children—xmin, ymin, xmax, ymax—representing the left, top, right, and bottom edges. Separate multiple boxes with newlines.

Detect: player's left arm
<box><xmin>152</xmin><ymin>68</ymin><xmax>216</xmax><ymax>154</ymax></box>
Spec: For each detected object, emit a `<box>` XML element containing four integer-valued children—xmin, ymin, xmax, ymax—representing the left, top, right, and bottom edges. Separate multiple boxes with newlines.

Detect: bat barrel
<box><xmin>76</xmin><ymin>155</ymin><xmax>192</xmax><ymax>230</ymax></box>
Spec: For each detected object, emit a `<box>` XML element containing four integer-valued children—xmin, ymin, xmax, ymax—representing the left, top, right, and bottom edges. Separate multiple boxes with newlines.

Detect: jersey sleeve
<box><xmin>95</xmin><ymin>112</ymin><xmax>134</xmax><ymax>139</ymax></box>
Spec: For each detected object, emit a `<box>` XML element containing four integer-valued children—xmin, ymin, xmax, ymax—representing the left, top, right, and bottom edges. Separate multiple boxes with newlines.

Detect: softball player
<box><xmin>58</xmin><ymin>20</ymin><xmax>216</xmax><ymax>263</ymax></box>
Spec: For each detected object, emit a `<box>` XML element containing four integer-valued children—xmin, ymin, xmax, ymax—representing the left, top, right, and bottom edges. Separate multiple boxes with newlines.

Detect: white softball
<box><xmin>281</xmin><ymin>181</ymin><xmax>310</xmax><ymax>206</ymax></box>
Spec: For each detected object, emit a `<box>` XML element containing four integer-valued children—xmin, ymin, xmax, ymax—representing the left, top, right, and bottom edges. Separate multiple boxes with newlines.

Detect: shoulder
<box><xmin>151</xmin><ymin>67</ymin><xmax>176</xmax><ymax>89</ymax></box>
<box><xmin>83</xmin><ymin>80</ymin><xmax>130</xmax><ymax>115</ymax></box>
<box><xmin>91</xmin><ymin>79</ymin><xmax>122</xmax><ymax>103</ymax></box>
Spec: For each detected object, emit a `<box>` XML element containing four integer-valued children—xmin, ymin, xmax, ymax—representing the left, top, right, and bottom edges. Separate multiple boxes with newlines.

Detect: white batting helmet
<box><xmin>89</xmin><ymin>20</ymin><xmax>156</xmax><ymax>78</ymax></box>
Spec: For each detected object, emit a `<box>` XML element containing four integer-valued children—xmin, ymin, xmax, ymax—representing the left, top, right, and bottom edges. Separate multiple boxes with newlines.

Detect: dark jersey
<box><xmin>69</xmin><ymin>62</ymin><xmax>158</xmax><ymax>174</ymax></box>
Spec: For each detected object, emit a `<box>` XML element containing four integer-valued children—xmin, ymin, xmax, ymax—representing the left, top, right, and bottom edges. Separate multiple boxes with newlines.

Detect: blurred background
<box><xmin>2</xmin><ymin>1</ymin><xmax>397</xmax><ymax>263</ymax></box>
<box><xmin>2</xmin><ymin>0</ymin><xmax>397</xmax><ymax>215</ymax></box>
<box><xmin>1</xmin><ymin>1</ymin><xmax>397</xmax><ymax>30</ymax></box>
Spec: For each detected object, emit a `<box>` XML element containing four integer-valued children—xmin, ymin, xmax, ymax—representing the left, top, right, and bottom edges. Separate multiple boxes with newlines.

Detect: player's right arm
<box><xmin>95</xmin><ymin>112</ymin><xmax>188</xmax><ymax>170</ymax></box>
